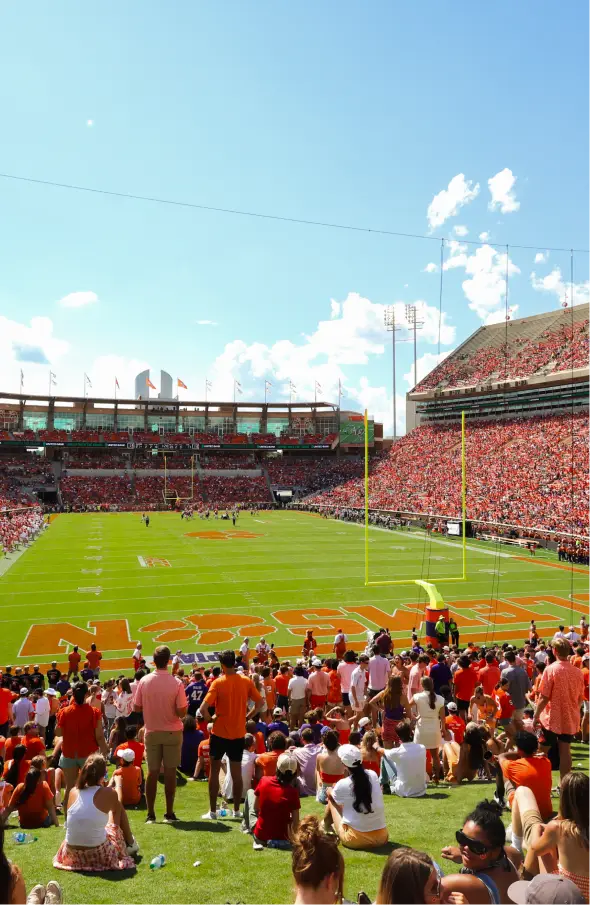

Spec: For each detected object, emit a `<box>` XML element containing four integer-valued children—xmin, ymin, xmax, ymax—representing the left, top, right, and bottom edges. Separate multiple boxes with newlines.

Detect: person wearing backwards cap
<box><xmin>324</xmin><ymin>744</ymin><xmax>388</xmax><ymax>849</ymax></box>
<box><xmin>242</xmin><ymin>752</ymin><xmax>300</xmax><ymax>850</ymax></box>
<box><xmin>110</xmin><ymin>748</ymin><xmax>142</xmax><ymax>807</ymax></box>
<box><xmin>267</xmin><ymin>708</ymin><xmax>289</xmax><ymax>737</ymax></box>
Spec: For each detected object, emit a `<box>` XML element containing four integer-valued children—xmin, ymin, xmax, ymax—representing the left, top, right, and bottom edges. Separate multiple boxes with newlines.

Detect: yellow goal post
<box><xmin>364</xmin><ymin>409</ymin><xmax>467</xmax><ymax>587</ymax></box>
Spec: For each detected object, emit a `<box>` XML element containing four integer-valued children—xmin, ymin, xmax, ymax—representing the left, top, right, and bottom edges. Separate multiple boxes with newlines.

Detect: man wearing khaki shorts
<box><xmin>133</xmin><ymin>645</ymin><xmax>187</xmax><ymax>824</ymax></box>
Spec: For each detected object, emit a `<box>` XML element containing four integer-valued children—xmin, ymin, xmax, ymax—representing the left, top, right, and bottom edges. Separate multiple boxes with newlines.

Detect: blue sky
<box><xmin>0</xmin><ymin>1</ymin><xmax>587</xmax><ymax>433</ymax></box>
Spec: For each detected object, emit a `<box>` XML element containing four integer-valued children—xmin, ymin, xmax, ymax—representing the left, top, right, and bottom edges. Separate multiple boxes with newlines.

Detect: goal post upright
<box><xmin>364</xmin><ymin>409</ymin><xmax>467</xmax><ymax>587</ymax></box>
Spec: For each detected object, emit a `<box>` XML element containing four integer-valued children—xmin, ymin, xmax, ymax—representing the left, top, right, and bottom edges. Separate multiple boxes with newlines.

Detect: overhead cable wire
<box><xmin>0</xmin><ymin>172</ymin><xmax>588</xmax><ymax>254</ymax></box>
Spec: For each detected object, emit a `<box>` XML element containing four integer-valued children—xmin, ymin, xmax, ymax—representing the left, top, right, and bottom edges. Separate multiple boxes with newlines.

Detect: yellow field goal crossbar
<box><xmin>163</xmin><ymin>454</ymin><xmax>197</xmax><ymax>502</ymax></box>
<box><xmin>364</xmin><ymin>409</ymin><xmax>467</xmax><ymax>587</ymax></box>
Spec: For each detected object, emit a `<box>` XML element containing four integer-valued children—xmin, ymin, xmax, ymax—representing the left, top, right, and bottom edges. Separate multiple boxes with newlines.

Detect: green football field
<box><xmin>0</xmin><ymin>510</ymin><xmax>587</xmax><ymax>672</ymax></box>
<box><xmin>0</xmin><ymin>511</ymin><xmax>588</xmax><ymax>904</ymax></box>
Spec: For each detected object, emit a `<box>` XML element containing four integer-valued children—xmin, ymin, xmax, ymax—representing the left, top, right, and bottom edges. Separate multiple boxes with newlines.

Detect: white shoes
<box><xmin>26</xmin><ymin>883</ymin><xmax>62</xmax><ymax>905</ymax></box>
<box><xmin>126</xmin><ymin>838</ymin><xmax>140</xmax><ymax>856</ymax></box>
<box><xmin>201</xmin><ymin>810</ymin><xmax>217</xmax><ymax>820</ymax></box>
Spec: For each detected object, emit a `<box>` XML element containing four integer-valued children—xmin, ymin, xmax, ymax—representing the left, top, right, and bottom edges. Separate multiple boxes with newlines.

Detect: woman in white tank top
<box><xmin>53</xmin><ymin>753</ymin><xmax>139</xmax><ymax>872</ymax></box>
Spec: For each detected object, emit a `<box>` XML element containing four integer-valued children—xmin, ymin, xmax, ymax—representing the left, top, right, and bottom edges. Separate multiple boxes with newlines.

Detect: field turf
<box><xmin>0</xmin><ymin>510</ymin><xmax>587</xmax><ymax>673</ymax></box>
<box><xmin>0</xmin><ymin>511</ymin><xmax>588</xmax><ymax>904</ymax></box>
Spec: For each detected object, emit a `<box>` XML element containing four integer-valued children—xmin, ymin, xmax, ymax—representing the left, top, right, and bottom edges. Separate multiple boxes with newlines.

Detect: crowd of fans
<box><xmin>267</xmin><ymin>456</ymin><xmax>363</xmax><ymax>493</ymax></box>
<box><xmin>201</xmin><ymin>475</ymin><xmax>270</xmax><ymax>505</ymax></box>
<box><xmin>309</xmin><ymin>413</ymin><xmax>589</xmax><ymax>535</ymax></box>
<box><xmin>60</xmin><ymin>476</ymin><xmax>135</xmax><ymax>511</ymax></box>
<box><xmin>415</xmin><ymin>317</ymin><xmax>589</xmax><ymax>392</ymax></box>
<box><xmin>0</xmin><ymin>620</ymin><xmax>587</xmax><ymax>904</ymax></box>
<box><xmin>0</xmin><ymin>502</ymin><xmax>45</xmax><ymax>554</ymax></box>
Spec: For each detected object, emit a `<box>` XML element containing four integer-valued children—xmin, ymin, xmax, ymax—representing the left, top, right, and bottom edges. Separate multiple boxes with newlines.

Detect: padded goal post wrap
<box><xmin>424</xmin><ymin>605</ymin><xmax>449</xmax><ymax>649</ymax></box>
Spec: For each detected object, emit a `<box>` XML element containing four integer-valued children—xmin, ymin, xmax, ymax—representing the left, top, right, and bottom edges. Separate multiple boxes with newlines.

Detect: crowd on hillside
<box><xmin>309</xmin><ymin>413</ymin><xmax>589</xmax><ymax>535</ymax></box>
<box><xmin>0</xmin><ymin>618</ymin><xmax>588</xmax><ymax>904</ymax></box>
<box><xmin>415</xmin><ymin>318</ymin><xmax>589</xmax><ymax>391</ymax></box>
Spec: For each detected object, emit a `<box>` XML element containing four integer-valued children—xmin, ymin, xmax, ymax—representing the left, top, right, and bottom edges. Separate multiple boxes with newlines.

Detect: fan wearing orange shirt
<box><xmin>254</xmin><ymin>732</ymin><xmax>287</xmax><ymax>785</ymax></box>
<box><xmin>22</xmin><ymin>723</ymin><xmax>45</xmax><ymax>760</ymax></box>
<box><xmin>67</xmin><ymin>646</ymin><xmax>81</xmax><ymax>679</ymax></box>
<box><xmin>0</xmin><ymin>684</ymin><xmax>13</xmax><ymax>736</ymax></box>
<box><xmin>85</xmin><ymin>644</ymin><xmax>102</xmax><ymax>677</ymax></box>
<box><xmin>2</xmin><ymin>756</ymin><xmax>58</xmax><ymax>829</ymax></box>
<box><xmin>261</xmin><ymin>668</ymin><xmax>276</xmax><ymax>717</ymax></box>
<box><xmin>200</xmin><ymin>649</ymin><xmax>263</xmax><ymax>820</ymax></box>
<box><xmin>453</xmin><ymin>655</ymin><xmax>479</xmax><ymax>720</ymax></box>
<box><xmin>274</xmin><ymin>666</ymin><xmax>291</xmax><ymax>714</ymax></box>
<box><xmin>582</xmin><ymin>654</ymin><xmax>589</xmax><ymax>743</ymax></box>
<box><xmin>110</xmin><ymin>748</ymin><xmax>142</xmax><ymax>807</ymax></box>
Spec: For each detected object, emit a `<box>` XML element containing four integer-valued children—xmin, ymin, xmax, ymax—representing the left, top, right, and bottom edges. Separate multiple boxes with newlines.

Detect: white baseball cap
<box><xmin>338</xmin><ymin>744</ymin><xmax>363</xmax><ymax>769</ymax></box>
<box><xmin>447</xmin><ymin>702</ymin><xmax>458</xmax><ymax>712</ymax></box>
<box><xmin>116</xmin><ymin>748</ymin><xmax>135</xmax><ymax>763</ymax></box>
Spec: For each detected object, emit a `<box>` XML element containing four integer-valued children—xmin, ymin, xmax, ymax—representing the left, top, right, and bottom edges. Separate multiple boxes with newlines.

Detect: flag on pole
<box><xmin>146</xmin><ymin>377</ymin><xmax>156</xmax><ymax>390</ymax></box>
<box><xmin>20</xmin><ymin>369</ymin><xmax>24</xmax><ymax>387</ymax></box>
<box><xmin>289</xmin><ymin>381</ymin><xmax>296</xmax><ymax>392</ymax></box>
<box><xmin>84</xmin><ymin>373</ymin><xmax>92</xmax><ymax>388</ymax></box>
<box><xmin>115</xmin><ymin>377</ymin><xmax>120</xmax><ymax>389</ymax></box>
<box><xmin>315</xmin><ymin>381</ymin><xmax>322</xmax><ymax>393</ymax></box>
<box><xmin>50</xmin><ymin>371</ymin><xmax>57</xmax><ymax>385</ymax></box>
<box><xmin>177</xmin><ymin>379</ymin><xmax>188</xmax><ymax>390</ymax></box>
<box><xmin>235</xmin><ymin>380</ymin><xmax>243</xmax><ymax>395</ymax></box>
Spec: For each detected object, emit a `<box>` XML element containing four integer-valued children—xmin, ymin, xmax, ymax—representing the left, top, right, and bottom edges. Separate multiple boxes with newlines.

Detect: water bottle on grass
<box><xmin>13</xmin><ymin>833</ymin><xmax>37</xmax><ymax>844</ymax></box>
<box><xmin>150</xmin><ymin>854</ymin><xmax>166</xmax><ymax>870</ymax></box>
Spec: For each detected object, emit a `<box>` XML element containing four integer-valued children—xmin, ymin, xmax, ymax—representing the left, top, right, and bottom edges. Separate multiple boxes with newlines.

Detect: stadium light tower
<box><xmin>405</xmin><ymin>304</ymin><xmax>424</xmax><ymax>391</ymax></box>
<box><xmin>383</xmin><ymin>306</ymin><xmax>402</xmax><ymax>440</ymax></box>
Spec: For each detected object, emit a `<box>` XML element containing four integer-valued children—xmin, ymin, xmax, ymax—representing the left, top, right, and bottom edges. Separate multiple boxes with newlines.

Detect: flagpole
<box><xmin>19</xmin><ymin>370</ymin><xmax>24</xmax><ymax>396</ymax></box>
<box><xmin>114</xmin><ymin>378</ymin><xmax>117</xmax><ymax>400</ymax></box>
<box><xmin>205</xmin><ymin>379</ymin><xmax>208</xmax><ymax>403</ymax></box>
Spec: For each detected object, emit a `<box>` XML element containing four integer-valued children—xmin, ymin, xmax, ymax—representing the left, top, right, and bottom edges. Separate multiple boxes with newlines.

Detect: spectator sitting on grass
<box><xmin>292</xmin><ymin>814</ymin><xmax>345</xmax><ymax>904</ymax></box>
<box><xmin>109</xmin><ymin>749</ymin><xmax>142</xmax><ymax>808</ymax></box>
<box><xmin>255</xmin><ymin>731</ymin><xmax>287</xmax><ymax>783</ymax></box>
<box><xmin>376</xmin><ymin>847</ymin><xmax>468</xmax><ymax>905</ymax></box>
<box><xmin>221</xmin><ymin>733</ymin><xmax>257</xmax><ymax>803</ymax></box>
<box><xmin>324</xmin><ymin>744</ymin><xmax>388</xmax><ymax>850</ymax></box>
<box><xmin>108</xmin><ymin>717</ymin><xmax>127</xmax><ymax>762</ymax></box>
<box><xmin>243</xmin><ymin>752</ymin><xmax>300</xmax><ymax>850</ymax></box>
<box><xmin>1</xmin><ymin>756</ymin><xmax>59</xmax><ymax>829</ymax></box>
<box><xmin>179</xmin><ymin>716</ymin><xmax>204</xmax><ymax>777</ymax></box>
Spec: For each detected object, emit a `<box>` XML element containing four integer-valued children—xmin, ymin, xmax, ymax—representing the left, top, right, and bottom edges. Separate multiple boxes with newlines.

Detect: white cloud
<box><xmin>58</xmin><ymin>291</ymin><xmax>98</xmax><ymax>309</ymax></box>
<box><xmin>0</xmin><ymin>316</ymin><xmax>70</xmax><ymax>393</ymax></box>
<box><xmin>423</xmin><ymin>262</ymin><xmax>438</xmax><ymax>273</ymax></box>
<box><xmin>534</xmin><ymin>252</ymin><xmax>547</xmax><ymax>264</ymax></box>
<box><xmin>488</xmin><ymin>168</ymin><xmax>520</xmax><ymax>214</ymax></box>
<box><xmin>427</xmin><ymin>174</ymin><xmax>480</xmax><ymax>230</ymax></box>
<box><xmin>207</xmin><ymin>293</ymin><xmax>456</xmax><ymax>428</ymax></box>
<box><xmin>479</xmin><ymin>232</ymin><xmax>490</xmax><ymax>241</ymax></box>
<box><xmin>442</xmin><ymin>243</ymin><xmax>521</xmax><ymax>321</ymax></box>
<box><xmin>86</xmin><ymin>119</ymin><xmax>94</xmax><ymax>127</ymax></box>
<box><xmin>454</xmin><ymin>225</ymin><xmax>468</xmax><ymax>237</ymax></box>
<box><xmin>530</xmin><ymin>267</ymin><xmax>589</xmax><ymax>307</ymax></box>
<box><xmin>330</xmin><ymin>300</ymin><xmax>341</xmax><ymax>318</ymax></box>
<box><xmin>196</xmin><ymin>319</ymin><xmax>218</xmax><ymax>326</ymax></box>
<box><xmin>404</xmin><ymin>350</ymin><xmax>453</xmax><ymax>391</ymax></box>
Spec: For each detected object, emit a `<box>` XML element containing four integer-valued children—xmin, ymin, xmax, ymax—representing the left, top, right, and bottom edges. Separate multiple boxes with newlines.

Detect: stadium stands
<box><xmin>309</xmin><ymin>412</ymin><xmax>589</xmax><ymax>534</ymax></box>
<box><xmin>266</xmin><ymin>456</ymin><xmax>363</xmax><ymax>493</ymax></box>
<box><xmin>415</xmin><ymin>312</ymin><xmax>589</xmax><ymax>392</ymax></box>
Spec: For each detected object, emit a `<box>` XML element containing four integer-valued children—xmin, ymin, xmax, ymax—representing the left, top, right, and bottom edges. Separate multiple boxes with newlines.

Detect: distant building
<box><xmin>159</xmin><ymin>370</ymin><xmax>173</xmax><ymax>401</ymax></box>
<box><xmin>135</xmin><ymin>369</ymin><xmax>150</xmax><ymax>400</ymax></box>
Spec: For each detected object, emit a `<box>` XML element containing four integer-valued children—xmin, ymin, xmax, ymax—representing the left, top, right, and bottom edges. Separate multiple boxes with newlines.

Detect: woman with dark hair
<box><xmin>3</xmin><ymin>746</ymin><xmax>30</xmax><ymax>790</ymax></box>
<box><xmin>413</xmin><ymin>676</ymin><xmax>446</xmax><ymax>783</ymax></box>
<box><xmin>292</xmin><ymin>815</ymin><xmax>345</xmax><ymax>904</ymax></box>
<box><xmin>441</xmin><ymin>800</ymin><xmax>520</xmax><ymax>904</ymax></box>
<box><xmin>511</xmin><ymin>771</ymin><xmax>588</xmax><ymax>900</ymax></box>
<box><xmin>108</xmin><ymin>716</ymin><xmax>127</xmax><ymax>762</ymax></box>
<box><xmin>2</xmin><ymin>756</ymin><xmax>58</xmax><ymax>829</ymax></box>
<box><xmin>53</xmin><ymin>752</ymin><xmax>138</xmax><ymax>871</ymax></box>
<box><xmin>377</xmin><ymin>847</ymin><xmax>467</xmax><ymax>905</ymax></box>
<box><xmin>324</xmin><ymin>744</ymin><xmax>388</xmax><ymax>850</ymax></box>
<box><xmin>370</xmin><ymin>675</ymin><xmax>410</xmax><ymax>748</ymax></box>
<box><xmin>336</xmin><ymin>651</ymin><xmax>357</xmax><ymax>716</ymax></box>
<box><xmin>443</xmin><ymin>722</ymin><xmax>487</xmax><ymax>784</ymax></box>
<box><xmin>315</xmin><ymin>729</ymin><xmax>346</xmax><ymax>804</ymax></box>
<box><xmin>243</xmin><ymin>752</ymin><xmax>300</xmax><ymax>850</ymax></box>
<box><xmin>179</xmin><ymin>715</ymin><xmax>204</xmax><ymax>776</ymax></box>
<box><xmin>55</xmin><ymin>683</ymin><xmax>108</xmax><ymax>820</ymax></box>
<box><xmin>114</xmin><ymin>679</ymin><xmax>133</xmax><ymax>719</ymax></box>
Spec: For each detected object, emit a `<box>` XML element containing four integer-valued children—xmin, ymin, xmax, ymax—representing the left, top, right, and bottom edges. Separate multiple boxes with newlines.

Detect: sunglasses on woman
<box><xmin>455</xmin><ymin>830</ymin><xmax>491</xmax><ymax>855</ymax></box>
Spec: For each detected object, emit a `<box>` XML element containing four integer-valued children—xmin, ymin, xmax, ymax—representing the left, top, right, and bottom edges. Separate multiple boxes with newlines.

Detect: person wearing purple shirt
<box><xmin>267</xmin><ymin>708</ymin><xmax>289</xmax><ymax>737</ymax></box>
<box><xmin>430</xmin><ymin>655</ymin><xmax>453</xmax><ymax>694</ymax></box>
